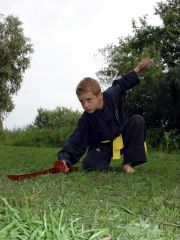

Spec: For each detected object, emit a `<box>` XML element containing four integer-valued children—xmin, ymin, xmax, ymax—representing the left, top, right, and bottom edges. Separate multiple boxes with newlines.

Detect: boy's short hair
<box><xmin>76</xmin><ymin>77</ymin><xmax>101</xmax><ymax>96</ymax></box>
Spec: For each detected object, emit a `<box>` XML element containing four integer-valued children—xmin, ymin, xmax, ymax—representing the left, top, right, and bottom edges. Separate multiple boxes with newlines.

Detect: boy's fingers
<box><xmin>64</xmin><ymin>166</ymin><xmax>69</xmax><ymax>173</ymax></box>
<box><xmin>62</xmin><ymin>160</ymin><xmax>70</xmax><ymax>172</ymax></box>
<box><xmin>140</xmin><ymin>58</ymin><xmax>152</xmax><ymax>70</ymax></box>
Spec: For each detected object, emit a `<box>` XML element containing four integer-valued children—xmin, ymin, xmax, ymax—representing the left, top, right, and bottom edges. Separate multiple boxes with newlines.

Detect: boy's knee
<box><xmin>130</xmin><ymin>114</ymin><xmax>145</xmax><ymax>126</ymax></box>
<box><xmin>83</xmin><ymin>146</ymin><xmax>111</xmax><ymax>171</ymax></box>
<box><xmin>83</xmin><ymin>158</ymin><xmax>109</xmax><ymax>171</ymax></box>
<box><xmin>83</xmin><ymin>160</ymin><xmax>109</xmax><ymax>171</ymax></box>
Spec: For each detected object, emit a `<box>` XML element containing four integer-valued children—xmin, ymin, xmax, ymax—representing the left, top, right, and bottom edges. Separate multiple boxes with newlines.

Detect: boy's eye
<box><xmin>79</xmin><ymin>98</ymin><xmax>93</xmax><ymax>105</ymax></box>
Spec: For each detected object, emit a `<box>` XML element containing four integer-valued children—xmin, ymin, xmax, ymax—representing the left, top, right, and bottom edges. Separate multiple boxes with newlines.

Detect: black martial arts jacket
<box><xmin>57</xmin><ymin>70</ymin><xmax>140</xmax><ymax>165</ymax></box>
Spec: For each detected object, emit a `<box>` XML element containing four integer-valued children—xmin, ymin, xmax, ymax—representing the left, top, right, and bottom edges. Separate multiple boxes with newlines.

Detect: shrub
<box><xmin>147</xmin><ymin>128</ymin><xmax>164</xmax><ymax>148</ymax></box>
<box><xmin>160</xmin><ymin>130</ymin><xmax>180</xmax><ymax>152</ymax></box>
<box><xmin>33</xmin><ymin>107</ymin><xmax>81</xmax><ymax>129</ymax></box>
<box><xmin>1</xmin><ymin>126</ymin><xmax>179</xmax><ymax>151</ymax></box>
<box><xmin>0</xmin><ymin>129</ymin><xmax>8</xmax><ymax>144</ymax></box>
<box><xmin>1</xmin><ymin>106</ymin><xmax>82</xmax><ymax>148</ymax></box>
<box><xmin>0</xmin><ymin>127</ymin><xmax>73</xmax><ymax>148</ymax></box>
<box><xmin>147</xmin><ymin>128</ymin><xmax>180</xmax><ymax>151</ymax></box>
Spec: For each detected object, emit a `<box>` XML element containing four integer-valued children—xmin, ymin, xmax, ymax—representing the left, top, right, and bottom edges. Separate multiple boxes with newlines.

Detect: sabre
<box><xmin>7</xmin><ymin>161</ymin><xmax>78</xmax><ymax>181</ymax></box>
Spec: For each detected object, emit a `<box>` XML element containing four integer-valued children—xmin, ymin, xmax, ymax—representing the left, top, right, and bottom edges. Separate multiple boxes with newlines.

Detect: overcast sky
<box><xmin>1</xmin><ymin>0</ymin><xmax>162</xmax><ymax>129</ymax></box>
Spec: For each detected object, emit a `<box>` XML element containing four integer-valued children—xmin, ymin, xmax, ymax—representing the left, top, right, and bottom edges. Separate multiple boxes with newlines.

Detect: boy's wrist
<box><xmin>134</xmin><ymin>58</ymin><xmax>152</xmax><ymax>74</ymax></box>
<box><xmin>59</xmin><ymin>159</ymin><xmax>71</xmax><ymax>167</ymax></box>
<box><xmin>133</xmin><ymin>66</ymin><xmax>141</xmax><ymax>74</ymax></box>
<box><xmin>61</xmin><ymin>160</ymin><xmax>70</xmax><ymax>172</ymax></box>
<box><xmin>59</xmin><ymin>159</ymin><xmax>67</xmax><ymax>165</ymax></box>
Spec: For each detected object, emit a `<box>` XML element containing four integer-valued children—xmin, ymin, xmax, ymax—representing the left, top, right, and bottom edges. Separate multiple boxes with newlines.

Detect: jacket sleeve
<box><xmin>105</xmin><ymin>70</ymin><xmax>140</xmax><ymax>104</ymax></box>
<box><xmin>112</xmin><ymin>70</ymin><xmax>140</xmax><ymax>90</ymax></box>
<box><xmin>57</xmin><ymin>115</ymin><xmax>88</xmax><ymax>165</ymax></box>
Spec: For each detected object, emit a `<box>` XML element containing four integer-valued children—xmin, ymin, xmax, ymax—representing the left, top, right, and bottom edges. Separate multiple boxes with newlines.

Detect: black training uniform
<box><xmin>57</xmin><ymin>70</ymin><xmax>147</xmax><ymax>171</ymax></box>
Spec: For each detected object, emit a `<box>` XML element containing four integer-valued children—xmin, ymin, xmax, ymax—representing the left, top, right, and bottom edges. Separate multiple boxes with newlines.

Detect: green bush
<box><xmin>147</xmin><ymin>128</ymin><xmax>164</xmax><ymax>148</ymax></box>
<box><xmin>147</xmin><ymin>128</ymin><xmax>180</xmax><ymax>151</ymax></box>
<box><xmin>0</xmin><ymin>129</ymin><xmax>8</xmax><ymax>144</ymax></box>
<box><xmin>1</xmin><ymin>126</ymin><xmax>179</xmax><ymax>151</ymax></box>
<box><xmin>160</xmin><ymin>130</ymin><xmax>180</xmax><ymax>152</ymax></box>
<box><xmin>33</xmin><ymin>107</ymin><xmax>81</xmax><ymax>129</ymax></box>
<box><xmin>0</xmin><ymin>106</ymin><xmax>82</xmax><ymax>148</ymax></box>
<box><xmin>0</xmin><ymin>127</ymin><xmax>73</xmax><ymax>148</ymax></box>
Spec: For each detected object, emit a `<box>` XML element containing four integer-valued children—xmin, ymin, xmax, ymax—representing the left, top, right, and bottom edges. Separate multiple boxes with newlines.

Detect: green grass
<box><xmin>0</xmin><ymin>145</ymin><xmax>179</xmax><ymax>239</ymax></box>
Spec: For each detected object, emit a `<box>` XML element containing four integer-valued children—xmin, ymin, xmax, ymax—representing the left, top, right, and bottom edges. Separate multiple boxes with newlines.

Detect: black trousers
<box><xmin>83</xmin><ymin>114</ymin><xmax>147</xmax><ymax>171</ymax></box>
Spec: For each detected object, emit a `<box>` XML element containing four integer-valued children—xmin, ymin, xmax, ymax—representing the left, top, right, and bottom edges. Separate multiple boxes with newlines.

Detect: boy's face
<box><xmin>77</xmin><ymin>91</ymin><xmax>103</xmax><ymax>113</ymax></box>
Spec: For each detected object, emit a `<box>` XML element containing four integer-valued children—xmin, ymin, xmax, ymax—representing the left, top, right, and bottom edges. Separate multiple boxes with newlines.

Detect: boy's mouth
<box><xmin>86</xmin><ymin>109</ymin><xmax>94</xmax><ymax>113</ymax></box>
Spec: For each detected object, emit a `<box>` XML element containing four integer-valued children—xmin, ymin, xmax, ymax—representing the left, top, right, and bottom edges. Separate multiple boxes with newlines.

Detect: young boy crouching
<box><xmin>57</xmin><ymin>58</ymin><xmax>152</xmax><ymax>173</ymax></box>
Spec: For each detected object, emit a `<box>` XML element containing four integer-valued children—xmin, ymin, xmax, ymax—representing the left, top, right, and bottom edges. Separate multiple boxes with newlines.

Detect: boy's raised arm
<box><xmin>134</xmin><ymin>58</ymin><xmax>152</xmax><ymax>74</ymax></box>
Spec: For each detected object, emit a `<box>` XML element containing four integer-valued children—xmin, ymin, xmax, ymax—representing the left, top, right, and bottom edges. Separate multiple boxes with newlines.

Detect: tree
<box><xmin>156</xmin><ymin>64</ymin><xmax>180</xmax><ymax>131</ymax></box>
<box><xmin>0</xmin><ymin>14</ymin><xmax>33</xmax><ymax>129</ymax></box>
<box><xmin>33</xmin><ymin>107</ymin><xmax>81</xmax><ymax>129</ymax></box>
<box><xmin>96</xmin><ymin>0</ymin><xmax>180</xmax><ymax>130</ymax></box>
<box><xmin>154</xmin><ymin>0</ymin><xmax>180</xmax><ymax>67</ymax></box>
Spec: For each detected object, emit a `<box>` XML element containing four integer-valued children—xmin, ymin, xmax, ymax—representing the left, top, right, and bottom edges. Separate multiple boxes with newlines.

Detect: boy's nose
<box><xmin>84</xmin><ymin>101</ymin><xmax>89</xmax><ymax>107</ymax></box>
<box><xmin>83</xmin><ymin>101</ymin><xmax>90</xmax><ymax>110</ymax></box>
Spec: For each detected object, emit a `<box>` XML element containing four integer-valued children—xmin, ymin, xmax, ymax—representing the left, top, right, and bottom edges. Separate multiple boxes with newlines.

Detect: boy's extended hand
<box><xmin>62</xmin><ymin>160</ymin><xmax>70</xmax><ymax>172</ymax></box>
<box><xmin>134</xmin><ymin>58</ymin><xmax>152</xmax><ymax>74</ymax></box>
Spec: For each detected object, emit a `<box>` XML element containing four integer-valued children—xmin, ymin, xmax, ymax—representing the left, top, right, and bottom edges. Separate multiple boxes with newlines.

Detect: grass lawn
<box><xmin>0</xmin><ymin>145</ymin><xmax>179</xmax><ymax>239</ymax></box>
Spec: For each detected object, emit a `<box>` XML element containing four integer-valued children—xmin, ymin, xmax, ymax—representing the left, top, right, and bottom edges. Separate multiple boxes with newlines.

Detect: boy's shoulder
<box><xmin>80</xmin><ymin>111</ymin><xmax>95</xmax><ymax>121</ymax></box>
<box><xmin>103</xmin><ymin>86</ymin><xmax>116</xmax><ymax>101</ymax></box>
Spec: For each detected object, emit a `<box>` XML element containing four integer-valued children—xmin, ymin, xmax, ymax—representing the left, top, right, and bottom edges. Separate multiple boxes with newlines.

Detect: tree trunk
<box><xmin>0</xmin><ymin>118</ymin><xmax>3</xmax><ymax>130</ymax></box>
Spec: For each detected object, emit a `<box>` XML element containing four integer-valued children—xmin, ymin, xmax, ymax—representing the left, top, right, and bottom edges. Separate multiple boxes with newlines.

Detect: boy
<box><xmin>57</xmin><ymin>58</ymin><xmax>152</xmax><ymax>173</ymax></box>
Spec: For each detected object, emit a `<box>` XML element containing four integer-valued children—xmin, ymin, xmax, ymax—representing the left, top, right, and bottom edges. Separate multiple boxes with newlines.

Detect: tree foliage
<box><xmin>0</xmin><ymin>14</ymin><xmax>33</xmax><ymax>128</ymax></box>
<box><xmin>33</xmin><ymin>107</ymin><xmax>81</xmax><ymax>129</ymax></box>
<box><xmin>97</xmin><ymin>0</ymin><xmax>180</xmax><ymax>130</ymax></box>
